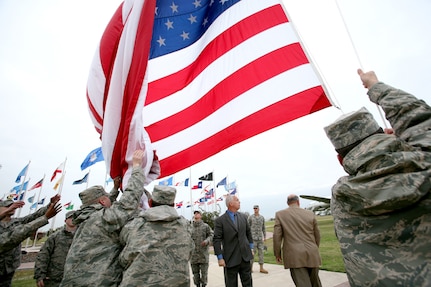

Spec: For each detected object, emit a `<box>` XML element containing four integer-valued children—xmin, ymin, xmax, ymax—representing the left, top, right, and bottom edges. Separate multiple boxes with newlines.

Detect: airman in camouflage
<box><xmin>34</xmin><ymin>211</ymin><xmax>77</xmax><ymax>287</ymax></box>
<box><xmin>119</xmin><ymin>185</ymin><xmax>194</xmax><ymax>287</ymax></box>
<box><xmin>248</xmin><ymin>205</ymin><xmax>268</xmax><ymax>274</ymax></box>
<box><xmin>0</xmin><ymin>196</ymin><xmax>61</xmax><ymax>287</ymax></box>
<box><xmin>60</xmin><ymin>149</ymin><xmax>147</xmax><ymax>287</ymax></box>
<box><xmin>324</xmin><ymin>69</ymin><xmax>431</xmax><ymax>286</ymax></box>
<box><xmin>191</xmin><ymin>210</ymin><xmax>213</xmax><ymax>287</ymax></box>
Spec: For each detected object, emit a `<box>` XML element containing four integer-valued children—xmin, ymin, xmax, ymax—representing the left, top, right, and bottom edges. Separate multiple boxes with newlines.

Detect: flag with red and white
<box><xmin>29</xmin><ymin>178</ymin><xmax>44</xmax><ymax>191</ymax></box>
<box><xmin>87</xmin><ymin>0</ymin><xmax>331</xmax><ymax>186</ymax></box>
<box><xmin>51</xmin><ymin>161</ymin><xmax>65</xmax><ymax>182</ymax></box>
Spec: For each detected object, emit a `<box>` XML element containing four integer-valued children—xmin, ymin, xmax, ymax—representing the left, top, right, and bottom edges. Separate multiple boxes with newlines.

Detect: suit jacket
<box><xmin>273</xmin><ymin>205</ymin><xmax>321</xmax><ymax>269</ymax></box>
<box><xmin>213</xmin><ymin>211</ymin><xmax>253</xmax><ymax>268</ymax></box>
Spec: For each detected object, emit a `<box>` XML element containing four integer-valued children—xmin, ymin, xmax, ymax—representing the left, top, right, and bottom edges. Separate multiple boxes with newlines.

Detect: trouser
<box><xmin>191</xmin><ymin>263</ymin><xmax>209</xmax><ymax>286</ymax></box>
<box><xmin>0</xmin><ymin>271</ymin><xmax>15</xmax><ymax>287</ymax></box>
<box><xmin>224</xmin><ymin>259</ymin><xmax>252</xmax><ymax>287</ymax></box>
<box><xmin>290</xmin><ymin>267</ymin><xmax>322</xmax><ymax>287</ymax></box>
<box><xmin>252</xmin><ymin>240</ymin><xmax>265</xmax><ymax>265</ymax></box>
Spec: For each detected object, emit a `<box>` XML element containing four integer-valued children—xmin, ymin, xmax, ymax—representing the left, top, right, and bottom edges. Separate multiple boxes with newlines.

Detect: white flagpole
<box><xmin>189</xmin><ymin>167</ymin><xmax>193</xmax><ymax>218</ymax></box>
<box><xmin>86</xmin><ymin>169</ymin><xmax>91</xmax><ymax>189</ymax></box>
<box><xmin>32</xmin><ymin>174</ymin><xmax>46</xmax><ymax>248</ymax></box>
<box><xmin>17</xmin><ymin>160</ymin><xmax>31</xmax><ymax>217</ymax></box>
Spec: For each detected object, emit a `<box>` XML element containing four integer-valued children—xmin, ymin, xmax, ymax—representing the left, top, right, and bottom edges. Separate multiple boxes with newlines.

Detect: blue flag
<box><xmin>15</xmin><ymin>163</ymin><xmax>29</xmax><ymax>183</ymax></box>
<box><xmin>216</xmin><ymin>177</ymin><xmax>227</xmax><ymax>187</ymax></box>
<box><xmin>80</xmin><ymin>147</ymin><xmax>104</xmax><ymax>170</ymax></box>
<box><xmin>158</xmin><ymin>176</ymin><xmax>173</xmax><ymax>186</ymax></box>
<box><xmin>73</xmin><ymin>173</ymin><xmax>89</xmax><ymax>185</ymax></box>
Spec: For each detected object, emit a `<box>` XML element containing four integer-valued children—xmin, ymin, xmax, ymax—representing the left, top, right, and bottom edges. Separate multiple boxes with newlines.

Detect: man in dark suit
<box><xmin>213</xmin><ymin>195</ymin><xmax>253</xmax><ymax>287</ymax></box>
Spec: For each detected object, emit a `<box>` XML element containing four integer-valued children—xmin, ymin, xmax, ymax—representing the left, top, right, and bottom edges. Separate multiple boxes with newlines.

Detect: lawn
<box><xmin>12</xmin><ymin>216</ymin><xmax>345</xmax><ymax>286</ymax></box>
<box><xmin>257</xmin><ymin>215</ymin><xmax>345</xmax><ymax>273</ymax></box>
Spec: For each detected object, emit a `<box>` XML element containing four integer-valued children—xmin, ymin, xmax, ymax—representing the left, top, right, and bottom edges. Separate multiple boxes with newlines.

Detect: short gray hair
<box><xmin>287</xmin><ymin>195</ymin><xmax>299</xmax><ymax>204</ymax></box>
<box><xmin>225</xmin><ymin>195</ymin><xmax>234</xmax><ymax>208</ymax></box>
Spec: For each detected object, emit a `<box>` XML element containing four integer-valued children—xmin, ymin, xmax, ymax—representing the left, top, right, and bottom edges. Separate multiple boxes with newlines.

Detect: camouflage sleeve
<box><xmin>262</xmin><ymin>216</ymin><xmax>266</xmax><ymax>238</ymax></box>
<box><xmin>108</xmin><ymin>185</ymin><xmax>120</xmax><ymax>203</ymax></box>
<box><xmin>101</xmin><ymin>167</ymin><xmax>145</xmax><ymax>232</ymax></box>
<box><xmin>34</xmin><ymin>233</ymin><xmax>55</xmax><ymax>280</ymax></box>
<box><xmin>205</xmin><ymin>224</ymin><xmax>214</xmax><ymax>244</ymax></box>
<box><xmin>368</xmin><ymin>82</ymin><xmax>431</xmax><ymax>138</ymax></box>
<box><xmin>19</xmin><ymin>205</ymin><xmax>48</xmax><ymax>224</ymax></box>
<box><xmin>0</xmin><ymin>216</ymin><xmax>48</xmax><ymax>253</ymax></box>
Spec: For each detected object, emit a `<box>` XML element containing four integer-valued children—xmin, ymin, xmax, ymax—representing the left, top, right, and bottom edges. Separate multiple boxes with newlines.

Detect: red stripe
<box><xmin>145</xmin><ymin>5</ymin><xmax>288</xmax><ymax>105</ymax></box>
<box><xmin>86</xmin><ymin>90</ymin><xmax>103</xmax><ymax>130</ymax></box>
<box><xmin>158</xmin><ymin>86</ymin><xmax>331</xmax><ymax>177</ymax></box>
<box><xmin>146</xmin><ymin>43</ymin><xmax>308</xmax><ymax>142</ymax></box>
<box><xmin>110</xmin><ymin>0</ymin><xmax>156</xmax><ymax>179</ymax></box>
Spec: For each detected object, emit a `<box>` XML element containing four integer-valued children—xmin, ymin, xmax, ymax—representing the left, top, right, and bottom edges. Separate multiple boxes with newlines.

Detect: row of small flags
<box><xmin>158</xmin><ymin>172</ymin><xmax>237</xmax><ymax>192</ymax></box>
<box><xmin>6</xmin><ymin>147</ymin><xmax>106</xmax><ymax>206</ymax></box>
<box><xmin>158</xmin><ymin>172</ymin><xmax>239</xmax><ymax>209</ymax></box>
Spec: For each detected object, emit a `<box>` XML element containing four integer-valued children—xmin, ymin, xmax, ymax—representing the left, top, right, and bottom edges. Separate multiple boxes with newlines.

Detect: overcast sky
<box><xmin>1</xmin><ymin>0</ymin><xmax>430</xmax><ymax>227</ymax></box>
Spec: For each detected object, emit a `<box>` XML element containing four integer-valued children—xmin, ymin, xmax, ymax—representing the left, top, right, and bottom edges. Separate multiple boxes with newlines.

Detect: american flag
<box><xmin>87</xmin><ymin>0</ymin><xmax>331</xmax><ymax>185</ymax></box>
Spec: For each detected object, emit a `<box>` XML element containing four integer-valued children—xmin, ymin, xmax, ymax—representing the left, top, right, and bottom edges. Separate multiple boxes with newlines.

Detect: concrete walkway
<box><xmin>19</xmin><ymin>255</ymin><xmax>349</xmax><ymax>287</ymax></box>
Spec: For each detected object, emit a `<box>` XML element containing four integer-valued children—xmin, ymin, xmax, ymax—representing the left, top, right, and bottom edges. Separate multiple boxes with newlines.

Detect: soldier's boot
<box><xmin>259</xmin><ymin>264</ymin><xmax>269</xmax><ymax>274</ymax></box>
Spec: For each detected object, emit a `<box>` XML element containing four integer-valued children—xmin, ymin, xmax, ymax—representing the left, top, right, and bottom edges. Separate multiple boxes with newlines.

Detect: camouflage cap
<box><xmin>324</xmin><ymin>107</ymin><xmax>381</xmax><ymax>150</ymax></box>
<box><xmin>65</xmin><ymin>211</ymin><xmax>75</xmax><ymax>219</ymax></box>
<box><xmin>253</xmin><ymin>205</ymin><xmax>259</xmax><ymax>209</ymax></box>
<box><xmin>152</xmin><ymin>185</ymin><xmax>176</xmax><ymax>205</ymax></box>
<box><xmin>79</xmin><ymin>185</ymin><xmax>109</xmax><ymax>206</ymax></box>
<box><xmin>0</xmin><ymin>200</ymin><xmax>14</xmax><ymax>207</ymax></box>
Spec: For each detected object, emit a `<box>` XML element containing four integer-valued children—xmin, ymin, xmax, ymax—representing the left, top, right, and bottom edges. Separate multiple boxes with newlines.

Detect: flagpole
<box><xmin>189</xmin><ymin>167</ymin><xmax>193</xmax><ymax>218</ymax></box>
<box><xmin>17</xmin><ymin>160</ymin><xmax>30</xmax><ymax>218</ymax></box>
<box><xmin>32</xmin><ymin>174</ymin><xmax>45</xmax><ymax>247</ymax></box>
<box><xmin>50</xmin><ymin>169</ymin><xmax>66</xmax><ymax>231</ymax></box>
<box><xmin>86</xmin><ymin>169</ymin><xmax>91</xmax><ymax>189</ymax></box>
<box><xmin>212</xmin><ymin>170</ymin><xmax>216</xmax><ymax>213</ymax></box>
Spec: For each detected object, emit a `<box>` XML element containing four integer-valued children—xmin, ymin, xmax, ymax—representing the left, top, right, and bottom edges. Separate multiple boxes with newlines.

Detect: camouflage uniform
<box><xmin>119</xmin><ymin>186</ymin><xmax>194</xmax><ymax>287</ymax></box>
<box><xmin>325</xmin><ymin>82</ymin><xmax>431</xmax><ymax>286</ymax></box>
<box><xmin>190</xmin><ymin>219</ymin><xmax>213</xmax><ymax>287</ymax></box>
<box><xmin>59</xmin><ymin>167</ymin><xmax>145</xmax><ymax>287</ymax></box>
<box><xmin>34</xmin><ymin>226</ymin><xmax>75</xmax><ymax>287</ymax></box>
<box><xmin>248</xmin><ymin>213</ymin><xmax>266</xmax><ymax>265</ymax></box>
<box><xmin>0</xmin><ymin>205</ymin><xmax>49</xmax><ymax>287</ymax></box>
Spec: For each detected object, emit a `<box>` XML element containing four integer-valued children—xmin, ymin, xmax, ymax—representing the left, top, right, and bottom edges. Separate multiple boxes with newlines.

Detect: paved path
<box><xmin>19</xmin><ymin>256</ymin><xmax>349</xmax><ymax>287</ymax></box>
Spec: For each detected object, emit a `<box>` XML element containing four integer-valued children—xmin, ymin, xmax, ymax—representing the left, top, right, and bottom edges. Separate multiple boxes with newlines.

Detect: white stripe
<box><xmin>148</xmin><ymin>0</ymin><xmax>283</xmax><ymax>81</ymax></box>
<box><xmin>153</xmin><ymin>64</ymin><xmax>321</xmax><ymax>159</ymax></box>
<box><xmin>102</xmin><ymin>0</ymin><xmax>144</xmax><ymax>180</ymax></box>
<box><xmin>143</xmin><ymin>22</ymin><xmax>298</xmax><ymax>125</ymax></box>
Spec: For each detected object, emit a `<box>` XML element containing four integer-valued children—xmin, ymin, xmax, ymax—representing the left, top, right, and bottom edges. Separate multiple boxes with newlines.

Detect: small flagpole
<box><xmin>32</xmin><ymin>174</ymin><xmax>45</xmax><ymax>248</ymax></box>
<box><xmin>212</xmin><ymin>170</ymin><xmax>216</xmax><ymax>213</ymax></box>
<box><xmin>50</xmin><ymin>169</ymin><xmax>66</xmax><ymax>232</ymax></box>
<box><xmin>189</xmin><ymin>167</ymin><xmax>193</xmax><ymax>218</ymax></box>
<box><xmin>333</xmin><ymin>0</ymin><xmax>388</xmax><ymax>128</ymax></box>
<box><xmin>86</xmin><ymin>169</ymin><xmax>91</xmax><ymax>189</ymax></box>
<box><xmin>104</xmin><ymin>172</ymin><xmax>108</xmax><ymax>189</ymax></box>
<box><xmin>17</xmin><ymin>160</ymin><xmax>31</xmax><ymax>218</ymax></box>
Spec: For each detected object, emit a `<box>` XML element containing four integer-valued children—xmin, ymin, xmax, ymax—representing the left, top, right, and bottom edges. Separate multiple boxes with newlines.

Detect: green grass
<box><xmin>12</xmin><ymin>216</ymin><xmax>345</xmax><ymax>286</ymax></box>
<box><xmin>256</xmin><ymin>216</ymin><xmax>345</xmax><ymax>273</ymax></box>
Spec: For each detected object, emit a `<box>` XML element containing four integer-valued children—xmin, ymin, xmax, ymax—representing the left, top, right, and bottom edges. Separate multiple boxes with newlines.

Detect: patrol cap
<box><xmin>324</xmin><ymin>107</ymin><xmax>381</xmax><ymax>150</ymax></box>
<box><xmin>253</xmin><ymin>205</ymin><xmax>259</xmax><ymax>209</ymax></box>
<box><xmin>79</xmin><ymin>185</ymin><xmax>109</xmax><ymax>206</ymax></box>
<box><xmin>0</xmin><ymin>200</ymin><xmax>14</xmax><ymax>207</ymax></box>
<box><xmin>194</xmin><ymin>210</ymin><xmax>201</xmax><ymax>214</ymax></box>
<box><xmin>65</xmin><ymin>211</ymin><xmax>75</xmax><ymax>219</ymax></box>
<box><xmin>152</xmin><ymin>185</ymin><xmax>176</xmax><ymax>205</ymax></box>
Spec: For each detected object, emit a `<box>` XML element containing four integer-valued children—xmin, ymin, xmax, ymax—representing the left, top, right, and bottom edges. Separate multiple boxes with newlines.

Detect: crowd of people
<box><xmin>1</xmin><ymin>69</ymin><xmax>430</xmax><ymax>286</ymax></box>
